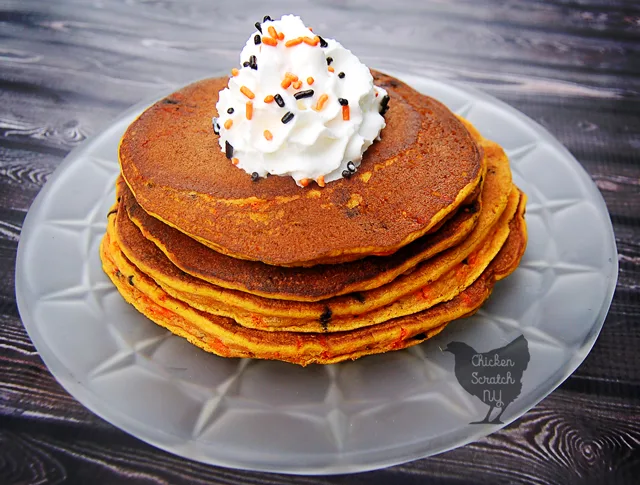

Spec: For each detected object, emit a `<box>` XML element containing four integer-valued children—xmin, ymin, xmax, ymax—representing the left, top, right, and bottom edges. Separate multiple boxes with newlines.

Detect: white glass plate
<box><xmin>15</xmin><ymin>73</ymin><xmax>617</xmax><ymax>475</ymax></box>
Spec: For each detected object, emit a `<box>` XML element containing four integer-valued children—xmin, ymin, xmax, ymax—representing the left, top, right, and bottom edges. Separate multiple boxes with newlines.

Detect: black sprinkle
<box><xmin>347</xmin><ymin>161</ymin><xmax>356</xmax><ymax>173</ymax></box>
<box><xmin>319</xmin><ymin>306</ymin><xmax>332</xmax><ymax>332</ymax></box>
<box><xmin>255</xmin><ymin>22</ymin><xmax>262</xmax><ymax>33</ymax></box>
<box><xmin>243</xmin><ymin>61</ymin><xmax>250</xmax><ymax>67</ymax></box>
<box><xmin>274</xmin><ymin>94</ymin><xmax>285</xmax><ymax>107</ymax></box>
<box><xmin>326</xmin><ymin>56</ymin><xmax>333</xmax><ymax>65</ymax></box>
<box><xmin>342</xmin><ymin>170</ymin><xmax>351</xmax><ymax>179</ymax></box>
<box><xmin>254</xmin><ymin>34</ymin><xmax>261</xmax><ymax>45</ymax></box>
<box><xmin>338</xmin><ymin>97</ymin><xmax>348</xmax><ymax>106</ymax></box>
<box><xmin>227</xmin><ymin>107</ymin><xmax>234</xmax><ymax>114</ymax></box>
<box><xmin>128</xmin><ymin>275</ymin><xmax>134</xmax><ymax>286</ymax></box>
<box><xmin>263</xmin><ymin>15</ymin><xmax>272</xmax><ymax>22</ymax></box>
<box><xmin>249</xmin><ymin>55</ymin><xmax>258</xmax><ymax>70</ymax></box>
<box><xmin>352</xmin><ymin>292</ymin><xmax>366</xmax><ymax>303</ymax></box>
<box><xmin>225</xmin><ymin>141</ymin><xmax>233</xmax><ymax>159</ymax></box>
<box><xmin>212</xmin><ymin>117</ymin><xmax>220</xmax><ymax>135</ymax></box>
<box><xmin>380</xmin><ymin>94</ymin><xmax>390</xmax><ymax>115</ymax></box>
<box><xmin>281</xmin><ymin>111</ymin><xmax>294</xmax><ymax>124</ymax></box>
<box><xmin>338</xmin><ymin>72</ymin><xmax>345</xmax><ymax>79</ymax></box>
<box><xmin>318</xmin><ymin>36</ymin><xmax>328</xmax><ymax>48</ymax></box>
<box><xmin>107</xmin><ymin>209</ymin><xmax>117</xmax><ymax>218</ymax></box>
<box><xmin>411</xmin><ymin>332</ymin><xmax>427</xmax><ymax>341</ymax></box>
<box><xmin>294</xmin><ymin>89</ymin><xmax>314</xmax><ymax>100</ymax></box>
<box><xmin>462</xmin><ymin>258</ymin><xmax>469</xmax><ymax>265</ymax></box>
<box><xmin>251</xmin><ymin>172</ymin><xmax>260</xmax><ymax>182</ymax></box>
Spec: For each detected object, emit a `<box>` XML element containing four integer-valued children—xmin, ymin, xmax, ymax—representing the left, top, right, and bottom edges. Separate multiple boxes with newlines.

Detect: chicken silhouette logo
<box><xmin>445</xmin><ymin>335</ymin><xmax>530</xmax><ymax>424</ymax></box>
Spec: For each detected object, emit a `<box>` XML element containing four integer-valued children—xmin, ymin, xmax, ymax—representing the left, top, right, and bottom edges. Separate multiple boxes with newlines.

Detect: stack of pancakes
<box><xmin>101</xmin><ymin>72</ymin><xmax>527</xmax><ymax>366</ymax></box>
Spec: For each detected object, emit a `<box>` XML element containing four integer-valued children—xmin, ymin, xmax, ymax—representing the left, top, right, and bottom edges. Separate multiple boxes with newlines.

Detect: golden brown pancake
<box><xmin>109</xmin><ymin>188</ymin><xmax>520</xmax><ymax>333</ymax></box>
<box><xmin>99</xmin><ymin>206</ymin><xmax>526</xmax><ymax>365</ymax></box>
<box><xmin>119</xmin><ymin>71</ymin><xmax>484</xmax><ymax>267</ymax></box>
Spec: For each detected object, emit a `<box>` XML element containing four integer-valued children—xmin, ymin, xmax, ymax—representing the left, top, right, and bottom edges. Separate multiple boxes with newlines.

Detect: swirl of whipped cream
<box><xmin>215</xmin><ymin>15</ymin><xmax>388</xmax><ymax>186</ymax></box>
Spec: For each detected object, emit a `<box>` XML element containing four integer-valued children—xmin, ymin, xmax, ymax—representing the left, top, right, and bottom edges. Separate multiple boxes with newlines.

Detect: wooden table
<box><xmin>1</xmin><ymin>1</ymin><xmax>638</xmax><ymax>483</ymax></box>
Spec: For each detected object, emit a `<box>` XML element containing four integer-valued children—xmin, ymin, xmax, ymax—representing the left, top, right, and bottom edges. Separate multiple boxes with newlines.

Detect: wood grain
<box><xmin>0</xmin><ymin>0</ymin><xmax>639</xmax><ymax>483</ymax></box>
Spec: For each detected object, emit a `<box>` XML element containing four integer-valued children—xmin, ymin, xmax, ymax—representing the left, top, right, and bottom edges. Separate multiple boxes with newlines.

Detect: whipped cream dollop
<box><xmin>214</xmin><ymin>15</ymin><xmax>389</xmax><ymax>186</ymax></box>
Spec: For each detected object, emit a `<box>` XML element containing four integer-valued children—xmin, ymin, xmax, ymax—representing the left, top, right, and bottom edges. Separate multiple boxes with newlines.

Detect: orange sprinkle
<box><xmin>262</xmin><ymin>36</ymin><xmax>277</xmax><ymax>46</ymax></box>
<box><xmin>264</xmin><ymin>94</ymin><xmax>274</xmax><ymax>103</ymax></box>
<box><xmin>308</xmin><ymin>27</ymin><xmax>313</xmax><ymax>32</ymax></box>
<box><xmin>314</xmin><ymin>94</ymin><xmax>329</xmax><ymax>111</ymax></box>
<box><xmin>317</xmin><ymin>176</ymin><xmax>325</xmax><ymax>188</ymax></box>
<box><xmin>286</xmin><ymin>72</ymin><xmax>299</xmax><ymax>81</ymax></box>
<box><xmin>300</xmin><ymin>178</ymin><xmax>312</xmax><ymax>187</ymax></box>
<box><xmin>264</xmin><ymin>130</ymin><xmax>273</xmax><ymax>141</ymax></box>
<box><xmin>307</xmin><ymin>76</ymin><xmax>314</xmax><ymax>85</ymax></box>
<box><xmin>231</xmin><ymin>68</ymin><xmax>239</xmax><ymax>76</ymax></box>
<box><xmin>342</xmin><ymin>105</ymin><xmax>350</xmax><ymax>121</ymax></box>
<box><xmin>303</xmin><ymin>36</ymin><xmax>319</xmax><ymax>46</ymax></box>
<box><xmin>268</xmin><ymin>26</ymin><xmax>278</xmax><ymax>39</ymax></box>
<box><xmin>292</xmin><ymin>80</ymin><xmax>302</xmax><ymax>89</ymax></box>
<box><xmin>240</xmin><ymin>86</ymin><xmax>255</xmax><ymax>99</ymax></box>
<box><xmin>246</xmin><ymin>101</ymin><xmax>253</xmax><ymax>120</ymax></box>
<box><xmin>232</xmin><ymin>157</ymin><xmax>239</xmax><ymax>165</ymax></box>
<box><xmin>281</xmin><ymin>77</ymin><xmax>292</xmax><ymax>89</ymax></box>
<box><xmin>375</xmin><ymin>92</ymin><xmax>379</xmax><ymax>97</ymax></box>
<box><xmin>224</xmin><ymin>119</ymin><xmax>233</xmax><ymax>129</ymax></box>
<box><xmin>328</xmin><ymin>66</ymin><xmax>335</xmax><ymax>73</ymax></box>
<box><xmin>277</xmin><ymin>31</ymin><xmax>284</xmax><ymax>40</ymax></box>
<box><xmin>285</xmin><ymin>37</ymin><xmax>303</xmax><ymax>47</ymax></box>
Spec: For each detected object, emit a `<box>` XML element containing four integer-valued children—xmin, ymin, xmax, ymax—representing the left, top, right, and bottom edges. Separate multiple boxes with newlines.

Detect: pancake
<box><xmin>119</xmin><ymin>115</ymin><xmax>491</xmax><ymax>301</ymax></box>
<box><xmin>120</xmin><ymin>71</ymin><xmax>484</xmax><ymax>267</ymax></box>
<box><xmin>99</xmin><ymin>206</ymin><xmax>526</xmax><ymax>366</ymax></box>
<box><xmin>113</xmin><ymin>137</ymin><xmax>513</xmax><ymax>321</ymax></box>
<box><xmin>109</xmin><ymin>187</ymin><xmax>520</xmax><ymax>333</ymax></box>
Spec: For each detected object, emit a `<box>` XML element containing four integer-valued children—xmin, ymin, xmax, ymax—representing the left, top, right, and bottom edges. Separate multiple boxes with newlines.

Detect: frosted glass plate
<box><xmin>15</xmin><ymin>73</ymin><xmax>617</xmax><ymax>475</ymax></box>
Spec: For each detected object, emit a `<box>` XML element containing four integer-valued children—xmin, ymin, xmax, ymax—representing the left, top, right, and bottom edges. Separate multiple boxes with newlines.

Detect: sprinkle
<box><xmin>300</xmin><ymin>178</ymin><xmax>312</xmax><ymax>187</ymax></box>
<box><xmin>246</xmin><ymin>101</ymin><xmax>253</xmax><ymax>120</ymax></box>
<box><xmin>264</xmin><ymin>94</ymin><xmax>274</xmax><ymax>103</ymax></box>
<box><xmin>268</xmin><ymin>26</ymin><xmax>278</xmax><ymax>39</ymax></box>
<box><xmin>292</xmin><ymin>80</ymin><xmax>302</xmax><ymax>89</ymax></box>
<box><xmin>251</xmin><ymin>172</ymin><xmax>260</xmax><ymax>182</ymax></box>
<box><xmin>264</xmin><ymin>130</ymin><xmax>273</xmax><ymax>140</ymax></box>
<box><xmin>249</xmin><ymin>55</ymin><xmax>258</xmax><ymax>70</ymax></box>
<box><xmin>281</xmin><ymin>111</ymin><xmax>294</xmax><ymax>124</ymax></box>
<box><xmin>243</xmin><ymin>61</ymin><xmax>250</xmax><ymax>67</ymax></box>
<box><xmin>303</xmin><ymin>36</ymin><xmax>319</xmax><ymax>46</ymax></box>
<box><xmin>263</xmin><ymin>15</ymin><xmax>272</xmax><ymax>22</ymax></box>
<box><xmin>277</xmin><ymin>31</ymin><xmax>284</xmax><ymax>40</ymax></box>
<box><xmin>212</xmin><ymin>117</ymin><xmax>220</xmax><ymax>135</ymax></box>
<box><xmin>224</xmin><ymin>119</ymin><xmax>233</xmax><ymax>129</ymax></box>
<box><xmin>318</xmin><ymin>36</ymin><xmax>328</xmax><ymax>48</ymax></box>
<box><xmin>255</xmin><ymin>22</ymin><xmax>262</xmax><ymax>33</ymax></box>
<box><xmin>308</xmin><ymin>27</ymin><xmax>313</xmax><ymax>32</ymax></box>
<box><xmin>380</xmin><ymin>94</ymin><xmax>390</xmax><ymax>115</ymax></box>
<box><xmin>342</xmin><ymin>105</ymin><xmax>350</xmax><ymax>120</ymax></box>
<box><xmin>338</xmin><ymin>72</ymin><xmax>345</xmax><ymax>78</ymax></box>
<box><xmin>294</xmin><ymin>89</ymin><xmax>314</xmax><ymax>100</ymax></box>
<box><xmin>328</xmin><ymin>66</ymin><xmax>335</xmax><ymax>73</ymax></box>
<box><xmin>262</xmin><ymin>36</ymin><xmax>277</xmax><ymax>46</ymax></box>
<box><xmin>307</xmin><ymin>76</ymin><xmax>314</xmax><ymax>85</ymax></box>
<box><xmin>285</xmin><ymin>37</ymin><xmax>303</xmax><ymax>47</ymax></box>
<box><xmin>240</xmin><ymin>86</ymin><xmax>255</xmax><ymax>99</ymax></box>
<box><xmin>274</xmin><ymin>94</ymin><xmax>285</xmax><ymax>107</ymax></box>
<box><xmin>287</xmin><ymin>72</ymin><xmax>299</xmax><ymax>81</ymax></box>
<box><xmin>314</xmin><ymin>94</ymin><xmax>329</xmax><ymax>111</ymax></box>
<box><xmin>281</xmin><ymin>77</ymin><xmax>292</xmax><ymax>89</ymax></box>
<box><xmin>338</xmin><ymin>98</ymin><xmax>348</xmax><ymax>106</ymax></box>
<box><xmin>227</xmin><ymin>107</ymin><xmax>234</xmax><ymax>114</ymax></box>
<box><xmin>317</xmin><ymin>176</ymin><xmax>326</xmax><ymax>187</ymax></box>
<box><xmin>347</xmin><ymin>161</ymin><xmax>356</xmax><ymax>172</ymax></box>
<box><xmin>375</xmin><ymin>92</ymin><xmax>379</xmax><ymax>97</ymax></box>
<box><xmin>326</xmin><ymin>56</ymin><xmax>333</xmax><ymax>65</ymax></box>
<box><xmin>232</xmin><ymin>157</ymin><xmax>239</xmax><ymax>165</ymax></box>
<box><xmin>231</xmin><ymin>68</ymin><xmax>239</xmax><ymax>76</ymax></box>
<box><xmin>225</xmin><ymin>141</ymin><xmax>233</xmax><ymax>159</ymax></box>
<box><xmin>254</xmin><ymin>34</ymin><xmax>261</xmax><ymax>45</ymax></box>
<box><xmin>342</xmin><ymin>170</ymin><xmax>351</xmax><ymax>178</ymax></box>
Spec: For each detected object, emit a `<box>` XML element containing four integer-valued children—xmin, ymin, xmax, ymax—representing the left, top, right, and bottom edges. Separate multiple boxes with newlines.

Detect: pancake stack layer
<box><xmin>101</xmin><ymin>73</ymin><xmax>527</xmax><ymax>366</ymax></box>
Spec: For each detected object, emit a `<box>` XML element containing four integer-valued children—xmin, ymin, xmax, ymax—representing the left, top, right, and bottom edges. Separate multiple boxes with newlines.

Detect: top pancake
<box><xmin>120</xmin><ymin>71</ymin><xmax>483</xmax><ymax>267</ymax></box>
